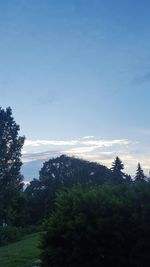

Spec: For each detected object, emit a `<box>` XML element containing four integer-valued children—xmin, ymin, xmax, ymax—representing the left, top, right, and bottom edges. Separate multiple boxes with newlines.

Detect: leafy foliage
<box><xmin>41</xmin><ymin>183</ymin><xmax>150</xmax><ymax>267</ymax></box>
<box><xmin>0</xmin><ymin>107</ymin><xmax>25</xmax><ymax>188</ymax></box>
<box><xmin>25</xmin><ymin>155</ymin><xmax>111</xmax><ymax>223</ymax></box>
<box><xmin>0</xmin><ymin>226</ymin><xmax>21</xmax><ymax>246</ymax></box>
<box><xmin>1</xmin><ymin>106</ymin><xmax>150</xmax><ymax>267</ymax></box>
<box><xmin>0</xmin><ymin>107</ymin><xmax>25</xmax><ymax>225</ymax></box>
<box><xmin>39</xmin><ymin>155</ymin><xmax>111</xmax><ymax>186</ymax></box>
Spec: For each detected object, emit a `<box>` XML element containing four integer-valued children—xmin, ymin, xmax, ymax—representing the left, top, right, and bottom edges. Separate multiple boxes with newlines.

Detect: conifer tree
<box><xmin>135</xmin><ymin>163</ymin><xmax>145</xmax><ymax>183</ymax></box>
<box><xmin>111</xmin><ymin>156</ymin><xmax>125</xmax><ymax>183</ymax></box>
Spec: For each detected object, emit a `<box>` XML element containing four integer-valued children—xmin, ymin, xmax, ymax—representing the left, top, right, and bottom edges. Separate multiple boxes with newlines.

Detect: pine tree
<box><xmin>135</xmin><ymin>163</ymin><xmax>145</xmax><ymax>183</ymax></box>
<box><xmin>111</xmin><ymin>156</ymin><xmax>125</xmax><ymax>183</ymax></box>
<box><xmin>0</xmin><ymin>107</ymin><xmax>25</xmax><ymax>224</ymax></box>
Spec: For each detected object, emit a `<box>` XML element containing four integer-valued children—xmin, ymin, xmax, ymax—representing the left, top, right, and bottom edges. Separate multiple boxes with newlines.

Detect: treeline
<box><xmin>24</xmin><ymin>155</ymin><xmax>148</xmax><ymax>225</ymax></box>
<box><xmin>0</xmin><ymin>107</ymin><xmax>149</xmax><ymax>227</ymax></box>
<box><xmin>1</xmin><ymin>107</ymin><xmax>150</xmax><ymax>265</ymax></box>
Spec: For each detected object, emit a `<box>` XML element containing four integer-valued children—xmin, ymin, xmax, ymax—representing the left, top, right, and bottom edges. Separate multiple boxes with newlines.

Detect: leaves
<box><xmin>41</xmin><ymin>183</ymin><xmax>150</xmax><ymax>266</ymax></box>
<box><xmin>0</xmin><ymin>107</ymin><xmax>25</xmax><ymax>225</ymax></box>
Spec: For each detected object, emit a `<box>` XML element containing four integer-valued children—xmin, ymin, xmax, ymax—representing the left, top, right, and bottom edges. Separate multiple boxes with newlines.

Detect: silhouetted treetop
<box><xmin>135</xmin><ymin>162</ymin><xmax>146</xmax><ymax>183</ymax></box>
<box><xmin>39</xmin><ymin>154</ymin><xmax>111</xmax><ymax>186</ymax></box>
<box><xmin>111</xmin><ymin>156</ymin><xmax>125</xmax><ymax>183</ymax></box>
<box><xmin>0</xmin><ymin>107</ymin><xmax>25</xmax><ymax>187</ymax></box>
<box><xmin>0</xmin><ymin>107</ymin><xmax>25</xmax><ymax>225</ymax></box>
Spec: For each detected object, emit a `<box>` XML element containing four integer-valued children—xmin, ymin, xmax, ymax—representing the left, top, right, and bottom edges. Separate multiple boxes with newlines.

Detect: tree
<box><xmin>25</xmin><ymin>155</ymin><xmax>111</xmax><ymax>223</ymax></box>
<box><xmin>135</xmin><ymin>163</ymin><xmax>146</xmax><ymax>183</ymax></box>
<box><xmin>25</xmin><ymin>178</ymin><xmax>47</xmax><ymax>224</ymax></box>
<box><xmin>39</xmin><ymin>155</ymin><xmax>111</xmax><ymax>187</ymax></box>
<box><xmin>0</xmin><ymin>107</ymin><xmax>25</xmax><ymax>224</ymax></box>
<box><xmin>111</xmin><ymin>156</ymin><xmax>125</xmax><ymax>183</ymax></box>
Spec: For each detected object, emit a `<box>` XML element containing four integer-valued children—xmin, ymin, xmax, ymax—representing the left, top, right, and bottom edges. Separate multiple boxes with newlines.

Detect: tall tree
<box><xmin>0</xmin><ymin>107</ymin><xmax>25</xmax><ymax>224</ymax></box>
<box><xmin>135</xmin><ymin>163</ymin><xmax>145</xmax><ymax>183</ymax></box>
<box><xmin>111</xmin><ymin>156</ymin><xmax>125</xmax><ymax>183</ymax></box>
<box><xmin>25</xmin><ymin>155</ymin><xmax>111</xmax><ymax>223</ymax></box>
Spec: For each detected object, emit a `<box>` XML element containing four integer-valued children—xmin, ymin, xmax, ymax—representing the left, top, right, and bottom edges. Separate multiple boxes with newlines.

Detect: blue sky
<box><xmin>0</xmin><ymin>0</ymin><xmax>150</xmax><ymax>179</ymax></box>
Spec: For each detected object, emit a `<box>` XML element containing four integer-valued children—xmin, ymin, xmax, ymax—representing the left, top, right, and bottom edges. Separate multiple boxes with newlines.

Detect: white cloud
<box><xmin>82</xmin><ymin>136</ymin><xmax>95</xmax><ymax>139</ymax></box>
<box><xmin>24</xmin><ymin>138</ymin><xmax>129</xmax><ymax>148</ymax></box>
<box><xmin>23</xmin><ymin>137</ymin><xmax>148</xmax><ymax>178</ymax></box>
<box><xmin>23</xmin><ymin>180</ymin><xmax>30</xmax><ymax>186</ymax></box>
<box><xmin>65</xmin><ymin>146</ymin><xmax>97</xmax><ymax>154</ymax></box>
<box><xmin>22</xmin><ymin>151</ymin><xmax>61</xmax><ymax>163</ymax></box>
<box><xmin>21</xmin><ymin>136</ymin><xmax>150</xmax><ymax>179</ymax></box>
<box><xmin>22</xmin><ymin>137</ymin><xmax>130</xmax><ymax>165</ymax></box>
<box><xmin>24</xmin><ymin>140</ymin><xmax>79</xmax><ymax>147</ymax></box>
<box><xmin>81</xmin><ymin>139</ymin><xmax>129</xmax><ymax>147</ymax></box>
<box><xmin>22</xmin><ymin>150</ymin><xmax>28</xmax><ymax>154</ymax></box>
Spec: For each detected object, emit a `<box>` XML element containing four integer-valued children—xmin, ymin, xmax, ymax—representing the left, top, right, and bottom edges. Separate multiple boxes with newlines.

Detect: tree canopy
<box><xmin>0</xmin><ymin>107</ymin><xmax>25</xmax><ymax>225</ymax></box>
<box><xmin>25</xmin><ymin>155</ymin><xmax>112</xmax><ymax>223</ymax></box>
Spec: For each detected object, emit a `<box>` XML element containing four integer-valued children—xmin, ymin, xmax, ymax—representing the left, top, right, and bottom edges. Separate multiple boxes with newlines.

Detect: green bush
<box><xmin>40</xmin><ymin>184</ymin><xmax>150</xmax><ymax>267</ymax></box>
<box><xmin>0</xmin><ymin>226</ymin><xmax>21</xmax><ymax>246</ymax></box>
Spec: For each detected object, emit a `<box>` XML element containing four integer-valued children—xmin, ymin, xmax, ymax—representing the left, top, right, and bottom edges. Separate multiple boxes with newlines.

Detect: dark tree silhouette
<box><xmin>111</xmin><ymin>156</ymin><xmax>125</xmax><ymax>183</ymax></box>
<box><xmin>135</xmin><ymin>163</ymin><xmax>146</xmax><ymax>183</ymax></box>
<box><xmin>0</xmin><ymin>107</ymin><xmax>25</xmax><ymax>224</ymax></box>
<box><xmin>25</xmin><ymin>155</ymin><xmax>111</xmax><ymax>223</ymax></box>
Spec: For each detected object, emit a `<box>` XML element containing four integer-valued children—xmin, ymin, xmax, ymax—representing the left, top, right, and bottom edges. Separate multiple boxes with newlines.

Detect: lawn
<box><xmin>0</xmin><ymin>233</ymin><xmax>40</xmax><ymax>267</ymax></box>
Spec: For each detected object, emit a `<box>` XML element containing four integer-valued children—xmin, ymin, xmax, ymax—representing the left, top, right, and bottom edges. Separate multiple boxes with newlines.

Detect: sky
<box><xmin>0</xmin><ymin>0</ymin><xmax>150</xmax><ymax>179</ymax></box>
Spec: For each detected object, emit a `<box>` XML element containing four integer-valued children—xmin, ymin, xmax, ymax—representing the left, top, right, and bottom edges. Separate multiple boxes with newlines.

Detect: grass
<box><xmin>0</xmin><ymin>233</ymin><xmax>40</xmax><ymax>267</ymax></box>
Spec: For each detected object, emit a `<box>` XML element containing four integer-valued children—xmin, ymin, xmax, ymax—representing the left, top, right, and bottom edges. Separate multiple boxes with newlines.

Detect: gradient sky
<box><xmin>0</xmin><ymin>0</ymin><xmax>150</xmax><ymax>179</ymax></box>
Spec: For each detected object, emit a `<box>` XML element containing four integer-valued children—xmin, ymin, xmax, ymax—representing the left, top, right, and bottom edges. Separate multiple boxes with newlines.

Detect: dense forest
<box><xmin>1</xmin><ymin>107</ymin><xmax>150</xmax><ymax>266</ymax></box>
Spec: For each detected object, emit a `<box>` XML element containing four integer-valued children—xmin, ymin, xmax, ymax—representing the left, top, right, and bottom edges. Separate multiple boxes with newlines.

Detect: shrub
<box><xmin>0</xmin><ymin>226</ymin><xmax>21</xmax><ymax>246</ymax></box>
<box><xmin>40</xmin><ymin>184</ymin><xmax>150</xmax><ymax>267</ymax></box>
